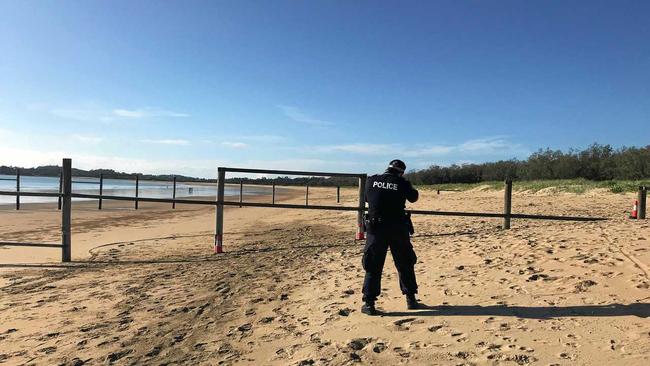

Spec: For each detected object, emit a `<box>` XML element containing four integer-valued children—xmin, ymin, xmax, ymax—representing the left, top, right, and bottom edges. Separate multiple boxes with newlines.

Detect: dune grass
<box><xmin>417</xmin><ymin>178</ymin><xmax>650</xmax><ymax>194</ymax></box>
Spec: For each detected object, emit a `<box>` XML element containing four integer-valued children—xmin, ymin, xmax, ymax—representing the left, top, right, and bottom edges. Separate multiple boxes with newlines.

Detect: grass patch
<box><xmin>417</xmin><ymin>178</ymin><xmax>650</xmax><ymax>194</ymax></box>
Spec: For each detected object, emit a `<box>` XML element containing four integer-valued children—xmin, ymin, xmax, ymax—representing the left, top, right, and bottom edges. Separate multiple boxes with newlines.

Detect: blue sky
<box><xmin>1</xmin><ymin>1</ymin><xmax>648</xmax><ymax>178</ymax></box>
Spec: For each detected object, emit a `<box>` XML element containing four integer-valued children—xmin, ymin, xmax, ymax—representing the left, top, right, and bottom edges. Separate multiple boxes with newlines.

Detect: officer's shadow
<box><xmin>378</xmin><ymin>302</ymin><xmax>650</xmax><ymax>319</ymax></box>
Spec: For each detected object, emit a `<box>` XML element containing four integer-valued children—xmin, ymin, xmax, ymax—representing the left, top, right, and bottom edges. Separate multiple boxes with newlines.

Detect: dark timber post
<box><xmin>503</xmin><ymin>180</ymin><xmax>513</xmax><ymax>229</ymax></box>
<box><xmin>62</xmin><ymin>158</ymin><xmax>72</xmax><ymax>262</ymax></box>
<box><xmin>239</xmin><ymin>180</ymin><xmax>243</xmax><ymax>208</ymax></box>
<box><xmin>356</xmin><ymin>175</ymin><xmax>367</xmax><ymax>240</ymax></box>
<box><xmin>305</xmin><ymin>183</ymin><xmax>309</xmax><ymax>206</ymax></box>
<box><xmin>135</xmin><ymin>174</ymin><xmax>139</xmax><ymax>210</ymax></box>
<box><xmin>98</xmin><ymin>174</ymin><xmax>104</xmax><ymax>210</ymax></box>
<box><xmin>638</xmin><ymin>186</ymin><xmax>647</xmax><ymax>220</ymax></box>
<box><xmin>172</xmin><ymin>176</ymin><xmax>177</xmax><ymax>209</ymax></box>
<box><xmin>336</xmin><ymin>186</ymin><xmax>340</xmax><ymax>203</ymax></box>
<box><xmin>215</xmin><ymin>168</ymin><xmax>225</xmax><ymax>253</ymax></box>
<box><xmin>272</xmin><ymin>183</ymin><xmax>276</xmax><ymax>204</ymax></box>
<box><xmin>15</xmin><ymin>168</ymin><xmax>20</xmax><ymax>210</ymax></box>
<box><xmin>58</xmin><ymin>170</ymin><xmax>63</xmax><ymax>210</ymax></box>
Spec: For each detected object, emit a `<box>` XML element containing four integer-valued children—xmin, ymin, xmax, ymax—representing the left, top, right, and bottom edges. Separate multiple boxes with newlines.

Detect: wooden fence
<box><xmin>0</xmin><ymin>159</ymin><xmax>613</xmax><ymax>263</ymax></box>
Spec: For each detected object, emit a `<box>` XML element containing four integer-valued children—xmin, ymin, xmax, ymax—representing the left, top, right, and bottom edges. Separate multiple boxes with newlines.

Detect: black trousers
<box><xmin>362</xmin><ymin>223</ymin><xmax>418</xmax><ymax>303</ymax></box>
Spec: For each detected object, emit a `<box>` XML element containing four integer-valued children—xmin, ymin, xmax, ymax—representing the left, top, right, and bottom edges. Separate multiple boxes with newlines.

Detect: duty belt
<box><xmin>364</xmin><ymin>213</ymin><xmax>415</xmax><ymax>235</ymax></box>
<box><xmin>365</xmin><ymin>214</ymin><xmax>406</xmax><ymax>224</ymax></box>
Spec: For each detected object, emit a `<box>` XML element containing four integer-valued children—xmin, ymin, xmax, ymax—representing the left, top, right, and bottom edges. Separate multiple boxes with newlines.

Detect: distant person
<box><xmin>361</xmin><ymin>159</ymin><xmax>420</xmax><ymax>315</ymax></box>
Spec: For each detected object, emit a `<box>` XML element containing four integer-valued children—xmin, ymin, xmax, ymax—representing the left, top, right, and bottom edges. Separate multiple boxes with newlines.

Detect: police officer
<box><xmin>361</xmin><ymin>159</ymin><xmax>421</xmax><ymax>315</ymax></box>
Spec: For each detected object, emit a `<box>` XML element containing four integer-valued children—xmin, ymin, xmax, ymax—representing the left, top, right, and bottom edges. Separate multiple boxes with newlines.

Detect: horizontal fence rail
<box><xmin>71</xmin><ymin>193</ymin><xmax>217</xmax><ymax>205</ymax></box>
<box><xmin>222</xmin><ymin>200</ymin><xmax>361</xmax><ymax>211</ymax></box>
<box><xmin>0</xmin><ymin>191</ymin><xmax>62</xmax><ymax>198</ymax></box>
<box><xmin>217</xmin><ymin>167</ymin><xmax>363</xmax><ymax>178</ymax></box>
<box><xmin>0</xmin><ymin>241</ymin><xmax>63</xmax><ymax>248</ymax></box>
<box><xmin>0</xmin><ymin>189</ymin><xmax>609</xmax><ymax>221</ymax></box>
<box><xmin>223</xmin><ymin>201</ymin><xmax>606</xmax><ymax>220</ymax></box>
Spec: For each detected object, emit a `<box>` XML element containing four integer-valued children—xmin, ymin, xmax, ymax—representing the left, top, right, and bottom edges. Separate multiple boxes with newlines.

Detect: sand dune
<box><xmin>1</xmin><ymin>187</ymin><xmax>648</xmax><ymax>365</ymax></box>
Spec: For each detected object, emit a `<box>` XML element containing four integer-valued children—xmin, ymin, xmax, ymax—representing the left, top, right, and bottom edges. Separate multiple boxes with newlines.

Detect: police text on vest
<box><xmin>373</xmin><ymin>181</ymin><xmax>398</xmax><ymax>191</ymax></box>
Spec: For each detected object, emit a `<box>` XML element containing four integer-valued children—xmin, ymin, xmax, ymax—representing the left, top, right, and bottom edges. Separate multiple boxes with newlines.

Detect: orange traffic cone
<box><xmin>214</xmin><ymin>234</ymin><xmax>224</xmax><ymax>254</ymax></box>
<box><xmin>630</xmin><ymin>200</ymin><xmax>638</xmax><ymax>219</ymax></box>
<box><xmin>355</xmin><ymin>223</ymin><xmax>365</xmax><ymax>240</ymax></box>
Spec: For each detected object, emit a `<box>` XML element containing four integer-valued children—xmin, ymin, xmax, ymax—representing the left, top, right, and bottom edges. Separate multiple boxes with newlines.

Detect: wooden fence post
<box><xmin>172</xmin><ymin>176</ymin><xmax>177</xmax><ymax>209</ymax></box>
<box><xmin>58</xmin><ymin>170</ymin><xmax>63</xmax><ymax>210</ymax></box>
<box><xmin>239</xmin><ymin>180</ymin><xmax>243</xmax><ymax>208</ymax></box>
<box><xmin>98</xmin><ymin>174</ymin><xmax>103</xmax><ymax>210</ymax></box>
<box><xmin>503</xmin><ymin>180</ymin><xmax>512</xmax><ymax>229</ymax></box>
<box><xmin>336</xmin><ymin>186</ymin><xmax>340</xmax><ymax>203</ymax></box>
<box><xmin>62</xmin><ymin>158</ymin><xmax>72</xmax><ymax>262</ymax></box>
<box><xmin>15</xmin><ymin>168</ymin><xmax>20</xmax><ymax>210</ymax></box>
<box><xmin>356</xmin><ymin>175</ymin><xmax>367</xmax><ymax>240</ymax></box>
<box><xmin>638</xmin><ymin>186</ymin><xmax>647</xmax><ymax>220</ymax></box>
<box><xmin>272</xmin><ymin>183</ymin><xmax>276</xmax><ymax>204</ymax></box>
<box><xmin>135</xmin><ymin>174</ymin><xmax>139</xmax><ymax>210</ymax></box>
<box><xmin>305</xmin><ymin>183</ymin><xmax>309</xmax><ymax>206</ymax></box>
<box><xmin>215</xmin><ymin>168</ymin><xmax>225</xmax><ymax>253</ymax></box>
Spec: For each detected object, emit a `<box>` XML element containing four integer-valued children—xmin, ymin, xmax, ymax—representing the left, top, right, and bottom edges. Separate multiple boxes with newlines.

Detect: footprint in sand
<box><xmin>574</xmin><ymin>279</ymin><xmax>597</xmax><ymax>292</ymax></box>
<box><xmin>559</xmin><ymin>352</ymin><xmax>576</xmax><ymax>360</ymax></box>
<box><xmin>450</xmin><ymin>332</ymin><xmax>469</xmax><ymax>342</ymax></box>
<box><xmin>453</xmin><ymin>350</ymin><xmax>474</xmax><ymax>360</ymax></box>
<box><xmin>347</xmin><ymin>337</ymin><xmax>372</xmax><ymax>351</ymax></box>
<box><xmin>392</xmin><ymin>347</ymin><xmax>411</xmax><ymax>358</ymax></box>
<box><xmin>393</xmin><ymin>318</ymin><xmax>424</xmax><ymax>331</ymax></box>
<box><xmin>428</xmin><ymin>324</ymin><xmax>445</xmax><ymax>332</ymax></box>
<box><xmin>372</xmin><ymin>341</ymin><xmax>388</xmax><ymax>353</ymax></box>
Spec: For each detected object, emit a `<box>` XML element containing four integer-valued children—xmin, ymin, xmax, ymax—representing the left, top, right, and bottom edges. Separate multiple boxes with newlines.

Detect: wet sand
<box><xmin>0</xmin><ymin>187</ymin><xmax>648</xmax><ymax>365</ymax></box>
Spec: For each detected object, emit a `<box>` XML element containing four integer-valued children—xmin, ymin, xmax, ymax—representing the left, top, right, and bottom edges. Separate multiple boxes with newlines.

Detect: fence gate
<box><xmin>214</xmin><ymin>167</ymin><xmax>368</xmax><ymax>253</ymax></box>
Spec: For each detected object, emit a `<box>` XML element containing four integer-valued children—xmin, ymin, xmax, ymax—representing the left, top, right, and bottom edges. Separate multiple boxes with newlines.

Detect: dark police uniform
<box><xmin>362</xmin><ymin>172</ymin><xmax>419</xmax><ymax>305</ymax></box>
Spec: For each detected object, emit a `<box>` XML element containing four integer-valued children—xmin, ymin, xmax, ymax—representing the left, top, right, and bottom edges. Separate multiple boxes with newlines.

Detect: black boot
<box><xmin>361</xmin><ymin>302</ymin><xmax>378</xmax><ymax>316</ymax></box>
<box><xmin>406</xmin><ymin>294</ymin><xmax>421</xmax><ymax>310</ymax></box>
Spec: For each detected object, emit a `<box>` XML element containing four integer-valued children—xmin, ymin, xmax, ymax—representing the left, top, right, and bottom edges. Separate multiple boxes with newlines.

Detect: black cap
<box><xmin>387</xmin><ymin>159</ymin><xmax>406</xmax><ymax>173</ymax></box>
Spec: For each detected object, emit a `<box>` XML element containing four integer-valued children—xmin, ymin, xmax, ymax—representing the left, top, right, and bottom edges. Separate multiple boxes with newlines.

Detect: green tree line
<box><xmin>406</xmin><ymin>144</ymin><xmax>650</xmax><ymax>184</ymax></box>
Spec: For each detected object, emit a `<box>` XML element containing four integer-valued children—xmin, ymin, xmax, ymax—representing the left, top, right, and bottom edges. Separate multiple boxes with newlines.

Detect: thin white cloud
<box><xmin>72</xmin><ymin>134</ymin><xmax>104</xmax><ymax>143</ymax></box>
<box><xmin>404</xmin><ymin>145</ymin><xmax>455</xmax><ymax>157</ymax></box>
<box><xmin>141</xmin><ymin>139</ymin><xmax>189</xmax><ymax>145</ymax></box>
<box><xmin>113</xmin><ymin>109</ymin><xmax>190</xmax><ymax>118</ymax></box>
<box><xmin>236</xmin><ymin>134</ymin><xmax>286</xmax><ymax>143</ymax></box>
<box><xmin>242</xmin><ymin>158</ymin><xmax>365</xmax><ymax>176</ymax></box>
<box><xmin>277</xmin><ymin>105</ymin><xmax>334</xmax><ymax>127</ymax></box>
<box><xmin>458</xmin><ymin>136</ymin><xmax>511</xmax><ymax>152</ymax></box>
<box><xmin>308</xmin><ymin>137</ymin><xmax>527</xmax><ymax>158</ymax></box>
<box><xmin>312</xmin><ymin>143</ymin><xmax>396</xmax><ymax>155</ymax></box>
<box><xmin>222</xmin><ymin>142</ymin><xmax>249</xmax><ymax>149</ymax></box>
<box><xmin>50</xmin><ymin>105</ymin><xmax>189</xmax><ymax>122</ymax></box>
<box><xmin>112</xmin><ymin>109</ymin><xmax>147</xmax><ymax>118</ymax></box>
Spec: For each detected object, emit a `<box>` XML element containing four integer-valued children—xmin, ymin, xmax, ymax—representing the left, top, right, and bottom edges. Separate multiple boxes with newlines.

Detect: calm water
<box><xmin>0</xmin><ymin>175</ymin><xmax>265</xmax><ymax>205</ymax></box>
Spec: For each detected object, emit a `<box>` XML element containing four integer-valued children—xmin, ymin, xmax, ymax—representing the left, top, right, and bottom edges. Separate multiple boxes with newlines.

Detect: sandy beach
<box><xmin>0</xmin><ymin>186</ymin><xmax>648</xmax><ymax>365</ymax></box>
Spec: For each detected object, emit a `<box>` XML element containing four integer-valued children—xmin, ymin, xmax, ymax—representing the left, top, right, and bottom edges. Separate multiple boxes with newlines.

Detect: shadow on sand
<box><xmin>381</xmin><ymin>303</ymin><xmax>650</xmax><ymax>319</ymax></box>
